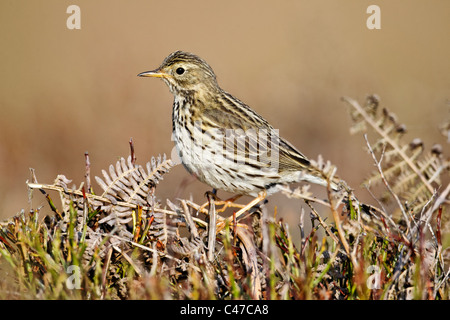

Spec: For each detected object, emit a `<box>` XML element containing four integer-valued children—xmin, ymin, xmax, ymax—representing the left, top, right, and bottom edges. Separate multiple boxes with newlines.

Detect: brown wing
<box><xmin>197</xmin><ymin>91</ymin><xmax>311</xmax><ymax>173</ymax></box>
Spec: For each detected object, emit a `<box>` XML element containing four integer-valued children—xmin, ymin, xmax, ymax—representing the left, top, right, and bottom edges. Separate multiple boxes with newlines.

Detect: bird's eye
<box><xmin>176</xmin><ymin>67</ymin><xmax>185</xmax><ymax>75</ymax></box>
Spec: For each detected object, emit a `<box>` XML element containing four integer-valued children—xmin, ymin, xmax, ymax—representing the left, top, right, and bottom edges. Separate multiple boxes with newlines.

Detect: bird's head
<box><xmin>138</xmin><ymin>51</ymin><xmax>219</xmax><ymax>96</ymax></box>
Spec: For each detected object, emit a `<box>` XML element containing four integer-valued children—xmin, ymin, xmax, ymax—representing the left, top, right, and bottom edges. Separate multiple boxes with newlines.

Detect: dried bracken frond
<box><xmin>95</xmin><ymin>155</ymin><xmax>172</xmax><ymax>207</ymax></box>
<box><xmin>343</xmin><ymin>95</ymin><xmax>449</xmax><ymax>211</ymax></box>
<box><xmin>26</xmin><ymin>154</ymin><xmax>177</xmax><ymax>265</ymax></box>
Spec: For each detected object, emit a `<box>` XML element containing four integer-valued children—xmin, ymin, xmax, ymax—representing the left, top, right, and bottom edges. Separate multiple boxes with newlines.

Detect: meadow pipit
<box><xmin>139</xmin><ymin>51</ymin><xmax>336</xmax><ymax>210</ymax></box>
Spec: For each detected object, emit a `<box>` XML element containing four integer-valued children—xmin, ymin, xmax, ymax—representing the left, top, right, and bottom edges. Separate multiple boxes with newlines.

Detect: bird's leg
<box><xmin>215</xmin><ymin>194</ymin><xmax>244</xmax><ymax>213</ymax></box>
<box><xmin>200</xmin><ymin>189</ymin><xmax>219</xmax><ymax>213</ymax></box>
<box><xmin>204</xmin><ymin>189</ymin><xmax>219</xmax><ymax>200</ymax></box>
<box><xmin>199</xmin><ymin>188</ymin><xmax>217</xmax><ymax>211</ymax></box>
<box><xmin>216</xmin><ymin>190</ymin><xmax>267</xmax><ymax>233</ymax></box>
<box><xmin>232</xmin><ymin>190</ymin><xmax>267</xmax><ymax>220</ymax></box>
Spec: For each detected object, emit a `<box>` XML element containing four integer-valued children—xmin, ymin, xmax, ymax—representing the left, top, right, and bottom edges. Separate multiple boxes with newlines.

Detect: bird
<box><xmin>138</xmin><ymin>51</ymin><xmax>337</xmax><ymax>215</ymax></box>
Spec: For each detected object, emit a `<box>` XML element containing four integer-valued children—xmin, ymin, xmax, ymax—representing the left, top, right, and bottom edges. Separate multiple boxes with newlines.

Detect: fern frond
<box><xmin>343</xmin><ymin>95</ymin><xmax>449</xmax><ymax>210</ymax></box>
<box><xmin>27</xmin><ymin>154</ymin><xmax>177</xmax><ymax>263</ymax></box>
<box><xmin>95</xmin><ymin>154</ymin><xmax>173</xmax><ymax>206</ymax></box>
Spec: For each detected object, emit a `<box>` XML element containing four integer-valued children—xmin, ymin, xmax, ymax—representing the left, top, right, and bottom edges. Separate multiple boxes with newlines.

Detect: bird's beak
<box><xmin>137</xmin><ymin>69</ymin><xmax>171</xmax><ymax>78</ymax></box>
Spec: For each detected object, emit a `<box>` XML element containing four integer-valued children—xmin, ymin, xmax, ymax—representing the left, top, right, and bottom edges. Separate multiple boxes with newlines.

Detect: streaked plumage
<box><xmin>139</xmin><ymin>51</ymin><xmax>332</xmax><ymax>196</ymax></box>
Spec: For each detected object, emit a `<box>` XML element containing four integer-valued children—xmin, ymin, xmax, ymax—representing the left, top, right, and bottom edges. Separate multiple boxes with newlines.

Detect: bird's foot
<box><xmin>216</xmin><ymin>190</ymin><xmax>267</xmax><ymax>233</ymax></box>
<box><xmin>199</xmin><ymin>191</ymin><xmax>244</xmax><ymax>214</ymax></box>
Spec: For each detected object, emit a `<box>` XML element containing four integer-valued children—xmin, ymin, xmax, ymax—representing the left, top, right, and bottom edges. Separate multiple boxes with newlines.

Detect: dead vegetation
<box><xmin>0</xmin><ymin>95</ymin><xmax>449</xmax><ymax>299</ymax></box>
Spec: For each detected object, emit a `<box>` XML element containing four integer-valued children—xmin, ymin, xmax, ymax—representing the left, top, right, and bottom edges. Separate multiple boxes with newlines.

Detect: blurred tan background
<box><xmin>0</xmin><ymin>1</ymin><xmax>448</xmax><ymax>227</ymax></box>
